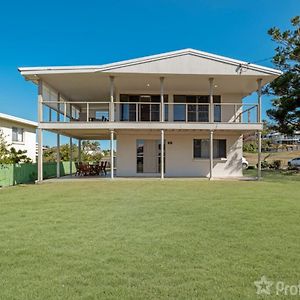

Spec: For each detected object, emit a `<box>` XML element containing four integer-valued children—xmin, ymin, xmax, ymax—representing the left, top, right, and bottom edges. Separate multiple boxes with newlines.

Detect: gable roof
<box><xmin>0</xmin><ymin>113</ymin><xmax>37</xmax><ymax>127</ymax></box>
<box><xmin>18</xmin><ymin>48</ymin><xmax>282</xmax><ymax>77</ymax></box>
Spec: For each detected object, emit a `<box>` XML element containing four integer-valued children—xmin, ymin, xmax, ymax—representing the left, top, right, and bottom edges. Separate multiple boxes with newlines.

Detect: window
<box><xmin>174</xmin><ymin>95</ymin><xmax>221</xmax><ymax>122</ymax></box>
<box><xmin>120</xmin><ymin>94</ymin><xmax>168</xmax><ymax>122</ymax></box>
<box><xmin>193</xmin><ymin>139</ymin><xmax>226</xmax><ymax>159</ymax></box>
<box><xmin>12</xmin><ymin>127</ymin><xmax>24</xmax><ymax>142</ymax></box>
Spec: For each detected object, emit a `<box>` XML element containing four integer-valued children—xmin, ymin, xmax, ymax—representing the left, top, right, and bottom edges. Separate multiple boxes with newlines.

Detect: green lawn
<box><xmin>1</xmin><ymin>174</ymin><xmax>300</xmax><ymax>299</ymax></box>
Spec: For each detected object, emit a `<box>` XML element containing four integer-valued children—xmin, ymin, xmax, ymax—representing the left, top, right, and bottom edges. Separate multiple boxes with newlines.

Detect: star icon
<box><xmin>254</xmin><ymin>275</ymin><xmax>273</xmax><ymax>295</ymax></box>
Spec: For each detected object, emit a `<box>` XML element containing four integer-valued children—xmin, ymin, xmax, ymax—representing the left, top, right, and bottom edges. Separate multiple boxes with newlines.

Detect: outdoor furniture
<box><xmin>80</xmin><ymin>163</ymin><xmax>90</xmax><ymax>176</ymax></box>
<box><xmin>74</xmin><ymin>162</ymin><xmax>108</xmax><ymax>176</ymax></box>
<box><xmin>75</xmin><ymin>162</ymin><xmax>81</xmax><ymax>176</ymax></box>
<box><xmin>102</xmin><ymin>161</ymin><xmax>107</xmax><ymax>176</ymax></box>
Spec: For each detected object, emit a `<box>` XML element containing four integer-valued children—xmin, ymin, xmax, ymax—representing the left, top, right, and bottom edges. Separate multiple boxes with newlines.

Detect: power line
<box><xmin>250</xmin><ymin>56</ymin><xmax>274</xmax><ymax>64</ymax></box>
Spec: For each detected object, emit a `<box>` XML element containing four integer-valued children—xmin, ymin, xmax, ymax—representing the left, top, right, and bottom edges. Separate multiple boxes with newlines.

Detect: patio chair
<box><xmin>103</xmin><ymin>161</ymin><xmax>108</xmax><ymax>176</ymax></box>
<box><xmin>99</xmin><ymin>161</ymin><xmax>104</xmax><ymax>175</ymax></box>
<box><xmin>75</xmin><ymin>162</ymin><xmax>80</xmax><ymax>176</ymax></box>
<box><xmin>80</xmin><ymin>163</ymin><xmax>90</xmax><ymax>176</ymax></box>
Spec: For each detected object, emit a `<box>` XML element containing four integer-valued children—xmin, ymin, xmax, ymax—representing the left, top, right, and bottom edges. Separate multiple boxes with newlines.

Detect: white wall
<box><xmin>117</xmin><ymin>131</ymin><xmax>243</xmax><ymax>177</ymax></box>
<box><xmin>0</xmin><ymin>120</ymin><xmax>37</xmax><ymax>162</ymax></box>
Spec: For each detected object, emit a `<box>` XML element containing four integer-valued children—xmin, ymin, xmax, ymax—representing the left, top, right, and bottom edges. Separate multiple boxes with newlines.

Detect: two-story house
<box><xmin>0</xmin><ymin>113</ymin><xmax>37</xmax><ymax>162</ymax></box>
<box><xmin>18</xmin><ymin>49</ymin><xmax>281</xmax><ymax>181</ymax></box>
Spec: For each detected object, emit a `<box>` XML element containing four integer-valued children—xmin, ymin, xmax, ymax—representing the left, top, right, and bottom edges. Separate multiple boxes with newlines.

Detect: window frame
<box><xmin>193</xmin><ymin>138</ymin><xmax>227</xmax><ymax>159</ymax></box>
<box><xmin>12</xmin><ymin>127</ymin><xmax>24</xmax><ymax>143</ymax></box>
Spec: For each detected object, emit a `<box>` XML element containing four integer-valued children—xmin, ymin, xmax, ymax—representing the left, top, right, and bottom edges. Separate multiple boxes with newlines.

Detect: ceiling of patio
<box><xmin>49</xmin><ymin>128</ymin><xmax>111</xmax><ymax>140</ymax></box>
<box><xmin>38</xmin><ymin>72</ymin><xmax>276</xmax><ymax>102</ymax></box>
<box><xmin>48</xmin><ymin>128</ymin><xmax>253</xmax><ymax>140</ymax></box>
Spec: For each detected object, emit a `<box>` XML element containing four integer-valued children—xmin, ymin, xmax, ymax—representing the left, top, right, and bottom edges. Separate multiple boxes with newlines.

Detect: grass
<box><xmin>244</xmin><ymin>150</ymin><xmax>300</xmax><ymax>167</ymax></box>
<box><xmin>1</xmin><ymin>174</ymin><xmax>300</xmax><ymax>299</ymax></box>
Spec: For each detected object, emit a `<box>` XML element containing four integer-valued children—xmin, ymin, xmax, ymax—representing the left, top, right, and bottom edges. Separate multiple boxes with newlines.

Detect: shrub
<box><xmin>248</xmin><ymin>165</ymin><xmax>255</xmax><ymax>170</ymax></box>
<box><xmin>257</xmin><ymin>160</ymin><xmax>270</xmax><ymax>169</ymax></box>
<box><xmin>270</xmin><ymin>160</ymin><xmax>282</xmax><ymax>170</ymax></box>
<box><xmin>243</xmin><ymin>142</ymin><xmax>257</xmax><ymax>153</ymax></box>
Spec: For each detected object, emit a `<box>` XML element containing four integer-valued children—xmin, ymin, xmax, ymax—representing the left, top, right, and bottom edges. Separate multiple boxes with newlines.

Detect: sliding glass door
<box><xmin>173</xmin><ymin>95</ymin><xmax>221</xmax><ymax>122</ymax></box>
<box><xmin>120</xmin><ymin>94</ymin><xmax>167</xmax><ymax>122</ymax></box>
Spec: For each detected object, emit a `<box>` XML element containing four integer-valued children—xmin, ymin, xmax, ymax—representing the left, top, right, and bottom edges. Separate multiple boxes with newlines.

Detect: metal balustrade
<box><xmin>41</xmin><ymin>101</ymin><xmax>259</xmax><ymax>124</ymax></box>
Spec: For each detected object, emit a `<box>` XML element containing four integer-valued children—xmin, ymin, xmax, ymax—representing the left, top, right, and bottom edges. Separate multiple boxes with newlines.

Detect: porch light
<box><xmin>146</xmin><ymin>83</ymin><xmax>150</xmax><ymax>87</ymax></box>
<box><xmin>214</xmin><ymin>85</ymin><xmax>218</xmax><ymax>88</ymax></box>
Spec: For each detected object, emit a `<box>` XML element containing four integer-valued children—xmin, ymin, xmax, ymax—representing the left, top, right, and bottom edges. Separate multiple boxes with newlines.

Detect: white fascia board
<box><xmin>40</xmin><ymin>121</ymin><xmax>263</xmax><ymax>131</ymax></box>
<box><xmin>0</xmin><ymin>113</ymin><xmax>38</xmax><ymax>127</ymax></box>
<box><xmin>18</xmin><ymin>48</ymin><xmax>282</xmax><ymax>77</ymax></box>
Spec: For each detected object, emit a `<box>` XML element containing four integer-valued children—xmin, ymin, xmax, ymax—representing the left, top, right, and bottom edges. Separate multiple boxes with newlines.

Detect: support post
<box><xmin>209</xmin><ymin>130</ymin><xmax>214</xmax><ymax>180</ymax></box>
<box><xmin>56</xmin><ymin>134</ymin><xmax>60</xmax><ymax>178</ymax></box>
<box><xmin>69</xmin><ymin>137</ymin><xmax>73</xmax><ymax>176</ymax></box>
<box><xmin>37</xmin><ymin>129</ymin><xmax>43</xmax><ymax>182</ymax></box>
<box><xmin>257</xmin><ymin>78</ymin><xmax>262</xmax><ymax>123</ymax></box>
<box><xmin>161</xmin><ymin>129</ymin><xmax>165</xmax><ymax>179</ymax></box>
<box><xmin>56</xmin><ymin>94</ymin><xmax>60</xmax><ymax>178</ymax></box>
<box><xmin>78</xmin><ymin>139</ymin><xmax>82</xmax><ymax>163</ymax></box>
<box><xmin>209</xmin><ymin>78</ymin><xmax>214</xmax><ymax>123</ymax></box>
<box><xmin>257</xmin><ymin>131</ymin><xmax>262</xmax><ymax>180</ymax></box>
<box><xmin>160</xmin><ymin>77</ymin><xmax>165</xmax><ymax>122</ymax></box>
<box><xmin>110</xmin><ymin>130</ymin><xmax>114</xmax><ymax>179</ymax></box>
<box><xmin>110</xmin><ymin>76</ymin><xmax>115</xmax><ymax>122</ymax></box>
<box><xmin>37</xmin><ymin>80</ymin><xmax>43</xmax><ymax>182</ymax></box>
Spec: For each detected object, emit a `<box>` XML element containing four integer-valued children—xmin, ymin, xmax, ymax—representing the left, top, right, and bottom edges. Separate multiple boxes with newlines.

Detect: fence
<box><xmin>0</xmin><ymin>161</ymin><xmax>76</xmax><ymax>187</ymax></box>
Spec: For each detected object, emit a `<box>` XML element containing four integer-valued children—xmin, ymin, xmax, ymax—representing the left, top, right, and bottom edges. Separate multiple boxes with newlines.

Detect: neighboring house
<box><xmin>35</xmin><ymin>143</ymin><xmax>49</xmax><ymax>158</ymax></box>
<box><xmin>264</xmin><ymin>131</ymin><xmax>300</xmax><ymax>145</ymax></box>
<box><xmin>0</xmin><ymin>113</ymin><xmax>37</xmax><ymax>162</ymax></box>
<box><xmin>18</xmin><ymin>48</ymin><xmax>281</xmax><ymax>180</ymax></box>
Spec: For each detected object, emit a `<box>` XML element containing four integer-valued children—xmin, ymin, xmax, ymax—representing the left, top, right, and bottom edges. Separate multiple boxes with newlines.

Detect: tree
<box><xmin>0</xmin><ymin>131</ymin><xmax>32</xmax><ymax>164</ymax></box>
<box><xmin>266</xmin><ymin>16</ymin><xmax>300</xmax><ymax>134</ymax></box>
<box><xmin>0</xmin><ymin>131</ymin><xmax>10</xmax><ymax>164</ymax></box>
<box><xmin>43</xmin><ymin>141</ymin><xmax>103</xmax><ymax>163</ymax></box>
<box><xmin>81</xmin><ymin>141</ymin><xmax>103</xmax><ymax>162</ymax></box>
<box><xmin>8</xmin><ymin>147</ymin><xmax>32</xmax><ymax>164</ymax></box>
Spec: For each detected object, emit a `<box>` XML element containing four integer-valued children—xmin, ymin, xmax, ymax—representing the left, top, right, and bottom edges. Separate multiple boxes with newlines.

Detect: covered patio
<box><xmin>41</xmin><ymin>128</ymin><xmax>116</xmax><ymax>180</ymax></box>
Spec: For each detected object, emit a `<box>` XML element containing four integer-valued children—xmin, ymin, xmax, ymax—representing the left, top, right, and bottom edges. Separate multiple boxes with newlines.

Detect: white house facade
<box><xmin>0</xmin><ymin>113</ymin><xmax>37</xmax><ymax>162</ymax></box>
<box><xmin>18</xmin><ymin>49</ymin><xmax>281</xmax><ymax>180</ymax></box>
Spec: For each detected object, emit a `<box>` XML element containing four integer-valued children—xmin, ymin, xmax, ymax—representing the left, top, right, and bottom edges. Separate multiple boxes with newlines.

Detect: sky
<box><xmin>0</xmin><ymin>0</ymin><xmax>298</xmax><ymax>148</ymax></box>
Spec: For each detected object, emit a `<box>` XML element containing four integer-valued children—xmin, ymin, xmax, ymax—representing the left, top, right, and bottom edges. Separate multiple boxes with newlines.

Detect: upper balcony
<box><xmin>42</xmin><ymin>100</ymin><xmax>259</xmax><ymax>123</ymax></box>
<box><xmin>40</xmin><ymin>98</ymin><xmax>260</xmax><ymax>132</ymax></box>
<box><xmin>19</xmin><ymin>48</ymin><xmax>281</xmax><ymax>132</ymax></box>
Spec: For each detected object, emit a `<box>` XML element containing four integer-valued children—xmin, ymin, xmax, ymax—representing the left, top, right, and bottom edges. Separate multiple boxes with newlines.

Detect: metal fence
<box><xmin>0</xmin><ymin>161</ymin><xmax>76</xmax><ymax>187</ymax></box>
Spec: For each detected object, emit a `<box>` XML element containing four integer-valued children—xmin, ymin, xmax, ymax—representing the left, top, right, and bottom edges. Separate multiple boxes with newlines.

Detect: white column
<box><xmin>161</xmin><ymin>129</ymin><xmax>165</xmax><ymax>179</ymax></box>
<box><xmin>257</xmin><ymin>78</ymin><xmax>262</xmax><ymax>123</ymax></box>
<box><xmin>37</xmin><ymin>80</ymin><xmax>43</xmax><ymax>183</ymax></box>
<box><xmin>38</xmin><ymin>80</ymin><xmax>43</xmax><ymax>123</ymax></box>
<box><xmin>56</xmin><ymin>134</ymin><xmax>60</xmax><ymax>178</ymax></box>
<box><xmin>209</xmin><ymin>78</ymin><xmax>214</xmax><ymax>123</ymax></box>
<box><xmin>78</xmin><ymin>139</ymin><xmax>82</xmax><ymax>163</ymax></box>
<box><xmin>110</xmin><ymin>76</ymin><xmax>115</xmax><ymax>122</ymax></box>
<box><xmin>209</xmin><ymin>130</ymin><xmax>214</xmax><ymax>180</ymax></box>
<box><xmin>110</xmin><ymin>130</ymin><xmax>114</xmax><ymax>178</ymax></box>
<box><xmin>56</xmin><ymin>95</ymin><xmax>60</xmax><ymax>178</ymax></box>
<box><xmin>69</xmin><ymin>137</ymin><xmax>73</xmax><ymax>176</ymax></box>
<box><xmin>57</xmin><ymin>93</ymin><xmax>61</xmax><ymax>123</ymax></box>
<box><xmin>168</xmin><ymin>94</ymin><xmax>173</xmax><ymax>122</ymax></box>
<box><xmin>160</xmin><ymin>77</ymin><xmax>165</xmax><ymax>122</ymax></box>
<box><xmin>37</xmin><ymin>129</ymin><xmax>43</xmax><ymax>182</ymax></box>
<box><xmin>257</xmin><ymin>131</ymin><xmax>262</xmax><ymax>180</ymax></box>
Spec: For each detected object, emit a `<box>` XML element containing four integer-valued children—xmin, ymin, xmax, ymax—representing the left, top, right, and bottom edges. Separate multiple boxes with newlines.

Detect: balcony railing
<box><xmin>41</xmin><ymin>101</ymin><xmax>259</xmax><ymax>124</ymax></box>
